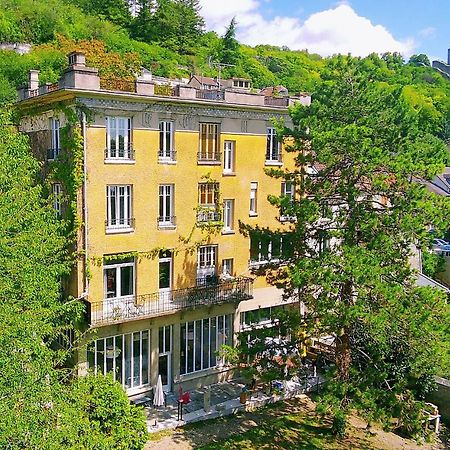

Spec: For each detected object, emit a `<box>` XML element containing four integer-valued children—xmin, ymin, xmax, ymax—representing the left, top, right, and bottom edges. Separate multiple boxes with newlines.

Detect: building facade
<box><xmin>16</xmin><ymin>52</ymin><xmax>310</xmax><ymax>397</ymax></box>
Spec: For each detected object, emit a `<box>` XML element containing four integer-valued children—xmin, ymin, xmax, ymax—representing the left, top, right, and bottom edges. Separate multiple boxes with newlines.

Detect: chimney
<box><xmin>28</xmin><ymin>70</ymin><xmax>39</xmax><ymax>90</ymax></box>
<box><xmin>61</xmin><ymin>52</ymin><xmax>100</xmax><ymax>90</ymax></box>
<box><xmin>68</xmin><ymin>51</ymin><xmax>86</xmax><ymax>67</ymax></box>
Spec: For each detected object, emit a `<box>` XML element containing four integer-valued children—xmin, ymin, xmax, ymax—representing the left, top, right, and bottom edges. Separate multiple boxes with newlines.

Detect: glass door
<box><xmin>159</xmin><ymin>251</ymin><xmax>172</xmax><ymax>303</ymax></box>
<box><xmin>158</xmin><ymin>326</ymin><xmax>172</xmax><ymax>392</ymax></box>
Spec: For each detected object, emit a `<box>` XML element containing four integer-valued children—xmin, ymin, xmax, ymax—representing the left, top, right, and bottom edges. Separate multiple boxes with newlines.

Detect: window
<box><xmin>199</xmin><ymin>123</ymin><xmax>220</xmax><ymax>162</ymax></box>
<box><xmin>222</xmin><ymin>258</ymin><xmax>234</xmax><ymax>277</ymax></box>
<box><xmin>266</xmin><ymin>127</ymin><xmax>281</xmax><ymax>163</ymax></box>
<box><xmin>159</xmin><ymin>121</ymin><xmax>175</xmax><ymax>161</ymax></box>
<box><xmin>106</xmin><ymin>117</ymin><xmax>132</xmax><ymax>160</ymax></box>
<box><xmin>223</xmin><ymin>141</ymin><xmax>235</xmax><ymax>174</ymax></box>
<box><xmin>197</xmin><ymin>245</ymin><xmax>217</xmax><ymax>285</ymax></box>
<box><xmin>249</xmin><ymin>182</ymin><xmax>258</xmax><ymax>216</ymax></box>
<box><xmin>240</xmin><ymin>305</ymin><xmax>286</xmax><ymax>329</ymax></box>
<box><xmin>103</xmin><ymin>257</ymin><xmax>135</xmax><ymax>299</ymax></box>
<box><xmin>318</xmin><ymin>231</ymin><xmax>330</xmax><ymax>255</ymax></box>
<box><xmin>158</xmin><ymin>184</ymin><xmax>175</xmax><ymax>227</ymax></box>
<box><xmin>197</xmin><ymin>183</ymin><xmax>220</xmax><ymax>222</ymax></box>
<box><xmin>280</xmin><ymin>181</ymin><xmax>295</xmax><ymax>221</ymax></box>
<box><xmin>87</xmin><ymin>330</ymin><xmax>149</xmax><ymax>390</ymax></box>
<box><xmin>52</xmin><ymin>183</ymin><xmax>62</xmax><ymax>216</ymax></box>
<box><xmin>250</xmin><ymin>232</ymin><xmax>293</xmax><ymax>265</ymax></box>
<box><xmin>180</xmin><ymin>314</ymin><xmax>232</xmax><ymax>375</ymax></box>
<box><xmin>106</xmin><ymin>185</ymin><xmax>133</xmax><ymax>231</ymax></box>
<box><xmin>223</xmin><ymin>199</ymin><xmax>234</xmax><ymax>232</ymax></box>
<box><xmin>48</xmin><ymin>118</ymin><xmax>60</xmax><ymax>160</ymax></box>
<box><xmin>159</xmin><ymin>250</ymin><xmax>172</xmax><ymax>291</ymax></box>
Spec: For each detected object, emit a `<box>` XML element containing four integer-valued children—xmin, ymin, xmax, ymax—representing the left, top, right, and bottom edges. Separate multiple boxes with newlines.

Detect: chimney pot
<box><xmin>68</xmin><ymin>52</ymin><xmax>86</xmax><ymax>68</ymax></box>
<box><xmin>28</xmin><ymin>70</ymin><xmax>39</xmax><ymax>90</ymax></box>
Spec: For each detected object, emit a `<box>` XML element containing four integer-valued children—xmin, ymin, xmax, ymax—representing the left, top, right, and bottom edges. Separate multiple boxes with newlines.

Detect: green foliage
<box><xmin>409</xmin><ymin>54</ymin><xmax>431</xmax><ymax>67</ymax></box>
<box><xmin>64</xmin><ymin>373</ymin><xmax>148</xmax><ymax>449</ymax></box>
<box><xmin>0</xmin><ymin>108</ymin><xmax>147</xmax><ymax>448</ymax></box>
<box><xmin>131</xmin><ymin>0</ymin><xmax>205</xmax><ymax>54</ymax></box>
<box><xmin>422</xmin><ymin>250</ymin><xmax>445</xmax><ymax>278</ymax></box>
<box><xmin>254</xmin><ymin>55</ymin><xmax>450</xmax><ymax>438</ymax></box>
<box><xmin>220</xmin><ymin>17</ymin><xmax>240</xmax><ymax>66</ymax></box>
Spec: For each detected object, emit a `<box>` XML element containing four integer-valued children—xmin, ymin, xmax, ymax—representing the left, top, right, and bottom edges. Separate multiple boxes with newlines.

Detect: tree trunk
<box><xmin>335</xmin><ymin>328</ymin><xmax>351</xmax><ymax>381</ymax></box>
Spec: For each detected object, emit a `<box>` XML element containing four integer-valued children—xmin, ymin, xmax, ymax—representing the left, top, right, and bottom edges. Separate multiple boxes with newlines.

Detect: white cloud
<box><xmin>198</xmin><ymin>2</ymin><xmax>415</xmax><ymax>57</ymax></box>
<box><xmin>419</xmin><ymin>27</ymin><xmax>436</xmax><ymax>38</ymax></box>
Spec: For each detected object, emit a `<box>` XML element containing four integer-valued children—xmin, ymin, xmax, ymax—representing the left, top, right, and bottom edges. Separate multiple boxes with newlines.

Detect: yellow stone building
<box><xmin>17</xmin><ymin>52</ymin><xmax>310</xmax><ymax>397</ymax></box>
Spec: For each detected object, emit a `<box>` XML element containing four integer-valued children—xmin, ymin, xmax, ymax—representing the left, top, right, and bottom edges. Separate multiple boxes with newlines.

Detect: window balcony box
<box><xmin>157</xmin><ymin>216</ymin><xmax>176</xmax><ymax>229</ymax></box>
<box><xmin>87</xmin><ymin>277</ymin><xmax>254</xmax><ymax>327</ymax></box>
<box><xmin>104</xmin><ymin>145</ymin><xmax>135</xmax><ymax>163</ymax></box>
<box><xmin>158</xmin><ymin>149</ymin><xmax>177</xmax><ymax>164</ymax></box>
<box><xmin>196</xmin><ymin>209</ymin><xmax>221</xmax><ymax>224</ymax></box>
<box><xmin>197</xmin><ymin>151</ymin><xmax>221</xmax><ymax>165</ymax></box>
<box><xmin>105</xmin><ymin>217</ymin><xmax>135</xmax><ymax>234</ymax></box>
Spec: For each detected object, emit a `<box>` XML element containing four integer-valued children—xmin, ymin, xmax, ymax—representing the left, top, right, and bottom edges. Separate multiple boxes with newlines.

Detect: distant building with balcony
<box><xmin>16</xmin><ymin>52</ymin><xmax>310</xmax><ymax>397</ymax></box>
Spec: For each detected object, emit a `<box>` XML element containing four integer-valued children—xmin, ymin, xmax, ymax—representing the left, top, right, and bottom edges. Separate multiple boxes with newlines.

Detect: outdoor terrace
<box><xmin>17</xmin><ymin>52</ymin><xmax>311</xmax><ymax>108</ymax></box>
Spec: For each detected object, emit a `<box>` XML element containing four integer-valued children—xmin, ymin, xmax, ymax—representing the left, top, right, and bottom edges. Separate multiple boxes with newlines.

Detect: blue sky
<box><xmin>199</xmin><ymin>0</ymin><xmax>449</xmax><ymax>61</ymax></box>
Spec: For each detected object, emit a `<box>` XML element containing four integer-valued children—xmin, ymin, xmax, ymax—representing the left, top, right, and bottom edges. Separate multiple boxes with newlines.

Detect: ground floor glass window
<box><xmin>88</xmin><ymin>330</ymin><xmax>149</xmax><ymax>390</ymax></box>
<box><xmin>180</xmin><ymin>314</ymin><xmax>232</xmax><ymax>375</ymax></box>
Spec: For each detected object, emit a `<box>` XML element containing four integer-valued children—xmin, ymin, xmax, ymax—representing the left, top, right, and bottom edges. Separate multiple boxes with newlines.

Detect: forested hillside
<box><xmin>1</xmin><ymin>0</ymin><xmax>450</xmax><ymax>142</ymax></box>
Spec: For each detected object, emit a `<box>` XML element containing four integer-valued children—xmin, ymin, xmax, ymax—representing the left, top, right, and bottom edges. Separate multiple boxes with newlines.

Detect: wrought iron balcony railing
<box><xmin>157</xmin><ymin>215</ymin><xmax>176</xmax><ymax>228</ymax></box>
<box><xmin>158</xmin><ymin>149</ymin><xmax>177</xmax><ymax>161</ymax></box>
<box><xmin>87</xmin><ymin>276</ymin><xmax>253</xmax><ymax>326</ymax></box>
<box><xmin>196</xmin><ymin>208</ymin><xmax>221</xmax><ymax>223</ymax></box>
<box><xmin>197</xmin><ymin>150</ymin><xmax>221</xmax><ymax>164</ymax></box>
<box><xmin>105</xmin><ymin>217</ymin><xmax>135</xmax><ymax>232</ymax></box>
<box><xmin>105</xmin><ymin>144</ymin><xmax>134</xmax><ymax>161</ymax></box>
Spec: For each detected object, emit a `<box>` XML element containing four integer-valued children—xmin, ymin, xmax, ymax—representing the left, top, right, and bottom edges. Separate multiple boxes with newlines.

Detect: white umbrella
<box><xmin>153</xmin><ymin>375</ymin><xmax>165</xmax><ymax>407</ymax></box>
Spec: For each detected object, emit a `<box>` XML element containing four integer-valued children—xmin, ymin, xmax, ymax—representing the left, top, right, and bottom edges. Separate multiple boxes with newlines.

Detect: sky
<box><xmin>198</xmin><ymin>0</ymin><xmax>450</xmax><ymax>61</ymax></box>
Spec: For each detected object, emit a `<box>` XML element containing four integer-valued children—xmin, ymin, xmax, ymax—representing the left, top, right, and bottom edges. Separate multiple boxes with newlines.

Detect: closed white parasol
<box><xmin>153</xmin><ymin>375</ymin><xmax>165</xmax><ymax>407</ymax></box>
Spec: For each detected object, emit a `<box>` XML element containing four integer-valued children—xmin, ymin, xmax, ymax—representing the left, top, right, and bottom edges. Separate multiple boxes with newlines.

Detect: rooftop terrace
<box><xmin>17</xmin><ymin>52</ymin><xmax>311</xmax><ymax>108</ymax></box>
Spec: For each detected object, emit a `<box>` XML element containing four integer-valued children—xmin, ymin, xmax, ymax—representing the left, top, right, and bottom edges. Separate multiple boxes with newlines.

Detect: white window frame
<box><xmin>197</xmin><ymin>245</ymin><xmax>217</xmax><ymax>283</ymax></box>
<box><xmin>266</xmin><ymin>127</ymin><xmax>281</xmax><ymax>163</ymax></box>
<box><xmin>249</xmin><ymin>182</ymin><xmax>258</xmax><ymax>216</ymax></box>
<box><xmin>106</xmin><ymin>116</ymin><xmax>133</xmax><ymax>160</ymax></box>
<box><xmin>159</xmin><ymin>121</ymin><xmax>175</xmax><ymax>161</ymax></box>
<box><xmin>52</xmin><ymin>183</ymin><xmax>62</xmax><ymax>216</ymax></box>
<box><xmin>280</xmin><ymin>181</ymin><xmax>295</xmax><ymax>221</ymax></box>
<box><xmin>48</xmin><ymin>117</ymin><xmax>60</xmax><ymax>160</ymax></box>
<box><xmin>223</xmin><ymin>140</ymin><xmax>235</xmax><ymax>174</ymax></box>
<box><xmin>158</xmin><ymin>184</ymin><xmax>175</xmax><ymax>227</ymax></box>
<box><xmin>180</xmin><ymin>315</ymin><xmax>232</xmax><ymax>375</ymax></box>
<box><xmin>103</xmin><ymin>259</ymin><xmax>135</xmax><ymax>300</ymax></box>
<box><xmin>223</xmin><ymin>199</ymin><xmax>234</xmax><ymax>233</ymax></box>
<box><xmin>106</xmin><ymin>185</ymin><xmax>133</xmax><ymax>232</ymax></box>
<box><xmin>222</xmin><ymin>258</ymin><xmax>234</xmax><ymax>277</ymax></box>
<box><xmin>89</xmin><ymin>330</ymin><xmax>150</xmax><ymax>391</ymax></box>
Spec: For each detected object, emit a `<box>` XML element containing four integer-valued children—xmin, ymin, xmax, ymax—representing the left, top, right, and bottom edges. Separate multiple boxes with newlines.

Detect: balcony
<box><xmin>105</xmin><ymin>144</ymin><xmax>135</xmax><ymax>162</ymax></box>
<box><xmin>157</xmin><ymin>215</ymin><xmax>176</xmax><ymax>229</ymax></box>
<box><xmin>105</xmin><ymin>217</ymin><xmax>135</xmax><ymax>233</ymax></box>
<box><xmin>87</xmin><ymin>276</ymin><xmax>253</xmax><ymax>327</ymax></box>
<box><xmin>196</xmin><ymin>208</ymin><xmax>221</xmax><ymax>223</ymax></box>
<box><xmin>197</xmin><ymin>150</ymin><xmax>221</xmax><ymax>165</ymax></box>
<box><xmin>158</xmin><ymin>148</ymin><xmax>177</xmax><ymax>162</ymax></box>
